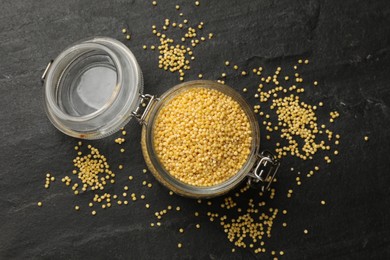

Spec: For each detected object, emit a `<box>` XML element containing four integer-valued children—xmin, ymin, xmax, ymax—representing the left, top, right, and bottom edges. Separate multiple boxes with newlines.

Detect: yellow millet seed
<box><xmin>153</xmin><ymin>88</ymin><xmax>252</xmax><ymax>187</ymax></box>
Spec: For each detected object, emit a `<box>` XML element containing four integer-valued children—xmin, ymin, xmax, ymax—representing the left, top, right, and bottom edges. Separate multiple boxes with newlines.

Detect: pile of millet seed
<box><xmin>153</xmin><ymin>87</ymin><xmax>252</xmax><ymax>186</ymax></box>
<box><xmin>38</xmin><ymin>135</ymin><xmax>155</xmax><ymax>216</ymax></box>
<box><xmin>147</xmin><ymin>1</ymin><xmax>212</xmax><ymax>81</ymax></box>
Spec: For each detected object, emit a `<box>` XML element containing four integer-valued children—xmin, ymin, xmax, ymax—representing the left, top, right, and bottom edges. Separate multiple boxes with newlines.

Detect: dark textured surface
<box><xmin>1</xmin><ymin>0</ymin><xmax>390</xmax><ymax>259</ymax></box>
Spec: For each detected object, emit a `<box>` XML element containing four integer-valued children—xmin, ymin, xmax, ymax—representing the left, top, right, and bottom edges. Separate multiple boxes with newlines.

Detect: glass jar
<box><xmin>42</xmin><ymin>37</ymin><xmax>143</xmax><ymax>139</ymax></box>
<box><xmin>140</xmin><ymin>81</ymin><xmax>280</xmax><ymax>198</ymax></box>
<box><xmin>42</xmin><ymin>37</ymin><xmax>280</xmax><ymax>198</ymax></box>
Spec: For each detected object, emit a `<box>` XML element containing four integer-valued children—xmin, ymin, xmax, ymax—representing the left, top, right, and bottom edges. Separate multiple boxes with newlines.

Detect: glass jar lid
<box><xmin>42</xmin><ymin>37</ymin><xmax>143</xmax><ymax>139</ymax></box>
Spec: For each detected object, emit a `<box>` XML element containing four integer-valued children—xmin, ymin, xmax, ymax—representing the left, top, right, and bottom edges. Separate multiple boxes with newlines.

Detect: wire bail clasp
<box><xmin>132</xmin><ymin>94</ymin><xmax>159</xmax><ymax>125</ymax></box>
<box><xmin>247</xmin><ymin>150</ymin><xmax>280</xmax><ymax>191</ymax></box>
<box><xmin>41</xmin><ymin>60</ymin><xmax>53</xmax><ymax>83</ymax></box>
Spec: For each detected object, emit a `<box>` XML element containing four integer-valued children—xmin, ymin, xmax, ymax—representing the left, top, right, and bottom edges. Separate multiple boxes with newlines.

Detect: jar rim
<box><xmin>44</xmin><ymin>41</ymin><xmax>123</xmax><ymax>122</ymax></box>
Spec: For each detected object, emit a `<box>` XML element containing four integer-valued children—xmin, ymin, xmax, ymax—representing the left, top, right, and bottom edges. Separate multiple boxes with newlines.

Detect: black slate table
<box><xmin>1</xmin><ymin>0</ymin><xmax>390</xmax><ymax>259</ymax></box>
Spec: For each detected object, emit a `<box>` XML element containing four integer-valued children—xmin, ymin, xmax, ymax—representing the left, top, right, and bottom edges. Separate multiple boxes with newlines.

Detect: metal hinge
<box><xmin>247</xmin><ymin>150</ymin><xmax>280</xmax><ymax>191</ymax></box>
<box><xmin>131</xmin><ymin>94</ymin><xmax>159</xmax><ymax>125</ymax></box>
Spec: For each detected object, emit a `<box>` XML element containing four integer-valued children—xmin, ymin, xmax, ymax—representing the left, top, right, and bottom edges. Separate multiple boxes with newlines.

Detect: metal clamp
<box><xmin>132</xmin><ymin>94</ymin><xmax>159</xmax><ymax>125</ymax></box>
<box><xmin>41</xmin><ymin>60</ymin><xmax>53</xmax><ymax>83</ymax></box>
<box><xmin>247</xmin><ymin>150</ymin><xmax>280</xmax><ymax>191</ymax></box>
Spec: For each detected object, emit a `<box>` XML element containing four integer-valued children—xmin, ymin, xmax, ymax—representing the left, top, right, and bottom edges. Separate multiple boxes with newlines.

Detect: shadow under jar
<box><xmin>42</xmin><ymin>37</ymin><xmax>279</xmax><ymax>199</ymax></box>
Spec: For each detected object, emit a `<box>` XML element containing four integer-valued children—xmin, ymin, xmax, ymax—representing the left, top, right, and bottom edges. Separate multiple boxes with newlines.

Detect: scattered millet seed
<box><xmin>126</xmin><ymin>35</ymin><xmax>131</xmax><ymax>40</ymax></box>
<box><xmin>198</xmin><ymin>74</ymin><xmax>203</xmax><ymax>78</ymax></box>
<box><xmin>148</xmin><ymin>13</ymin><xmax>212</xmax><ymax>81</ymax></box>
<box><xmin>37</xmin><ymin>202</ymin><xmax>42</xmax><ymax>207</ymax></box>
<box><xmin>75</xmin><ymin>205</ymin><xmax>80</xmax><ymax>211</ymax></box>
<box><xmin>146</xmin><ymin>204</ymin><xmax>150</xmax><ymax>208</ymax></box>
<box><xmin>179</xmin><ymin>228</ymin><xmax>184</xmax><ymax>233</ymax></box>
<box><xmin>178</xmin><ymin>243</ymin><xmax>182</xmax><ymax>248</ymax></box>
<box><xmin>321</xmin><ymin>200</ymin><xmax>326</xmax><ymax>205</ymax></box>
<box><xmin>304</xmin><ymin>229</ymin><xmax>308</xmax><ymax>234</ymax></box>
<box><xmin>364</xmin><ymin>136</ymin><xmax>369</xmax><ymax>141</ymax></box>
<box><xmin>119</xmin><ymin>165</ymin><xmax>123</xmax><ymax>170</ymax></box>
<box><xmin>169</xmin><ymin>191</ymin><xmax>174</xmax><ymax>195</ymax></box>
<box><xmin>175</xmin><ymin>5</ymin><xmax>180</xmax><ymax>10</ymax></box>
<box><xmin>152</xmin><ymin>1</ymin><xmax>157</xmax><ymax>6</ymax></box>
<box><xmin>243</xmin><ymin>88</ymin><xmax>247</xmax><ymax>92</ymax></box>
<box><xmin>196</xmin><ymin>224</ymin><xmax>200</xmax><ymax>228</ymax></box>
<box><xmin>195</xmin><ymin>1</ymin><xmax>200</xmax><ymax>6</ymax></box>
<box><xmin>120</xmin><ymin>148</ymin><xmax>125</xmax><ymax>153</ymax></box>
<box><xmin>92</xmin><ymin>210</ymin><xmax>96</xmax><ymax>216</ymax></box>
<box><xmin>225</xmin><ymin>61</ymin><xmax>230</xmax><ymax>66</ymax></box>
<box><xmin>115</xmin><ymin>138</ymin><xmax>125</xmax><ymax>144</ymax></box>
